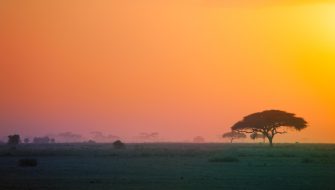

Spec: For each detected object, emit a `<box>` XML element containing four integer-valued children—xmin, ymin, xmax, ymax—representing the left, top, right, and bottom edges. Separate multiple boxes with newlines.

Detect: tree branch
<box><xmin>235</xmin><ymin>130</ymin><xmax>254</xmax><ymax>134</ymax></box>
<box><xmin>274</xmin><ymin>131</ymin><xmax>287</xmax><ymax>134</ymax></box>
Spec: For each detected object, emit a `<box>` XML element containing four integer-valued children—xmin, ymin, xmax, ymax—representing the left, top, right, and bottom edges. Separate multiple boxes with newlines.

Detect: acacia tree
<box><xmin>231</xmin><ymin>110</ymin><xmax>307</xmax><ymax>146</ymax></box>
<box><xmin>222</xmin><ymin>131</ymin><xmax>246</xmax><ymax>143</ymax></box>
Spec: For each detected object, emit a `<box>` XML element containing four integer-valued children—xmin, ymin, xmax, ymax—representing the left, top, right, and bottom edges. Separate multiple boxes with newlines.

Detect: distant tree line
<box><xmin>6</xmin><ymin>135</ymin><xmax>56</xmax><ymax>146</ymax></box>
<box><xmin>32</xmin><ymin>136</ymin><xmax>55</xmax><ymax>144</ymax></box>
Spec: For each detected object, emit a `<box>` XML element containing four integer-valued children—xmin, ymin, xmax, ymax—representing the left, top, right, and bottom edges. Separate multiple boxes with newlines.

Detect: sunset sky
<box><xmin>0</xmin><ymin>0</ymin><xmax>334</xmax><ymax>142</ymax></box>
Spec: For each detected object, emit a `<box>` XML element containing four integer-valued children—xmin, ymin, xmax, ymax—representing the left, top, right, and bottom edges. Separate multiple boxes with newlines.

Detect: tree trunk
<box><xmin>230</xmin><ymin>138</ymin><xmax>233</xmax><ymax>143</ymax></box>
<box><xmin>268</xmin><ymin>136</ymin><xmax>273</xmax><ymax>147</ymax></box>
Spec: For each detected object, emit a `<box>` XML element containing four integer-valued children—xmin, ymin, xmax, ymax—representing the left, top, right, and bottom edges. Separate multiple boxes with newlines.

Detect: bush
<box><xmin>209</xmin><ymin>156</ymin><xmax>239</xmax><ymax>163</ymax></box>
<box><xmin>18</xmin><ymin>159</ymin><xmax>38</xmax><ymax>167</ymax></box>
<box><xmin>33</xmin><ymin>136</ymin><xmax>51</xmax><ymax>144</ymax></box>
<box><xmin>8</xmin><ymin>134</ymin><xmax>21</xmax><ymax>146</ymax></box>
<box><xmin>113</xmin><ymin>140</ymin><xmax>125</xmax><ymax>149</ymax></box>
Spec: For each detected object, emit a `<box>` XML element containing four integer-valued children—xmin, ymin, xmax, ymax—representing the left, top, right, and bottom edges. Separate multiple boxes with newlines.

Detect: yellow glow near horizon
<box><xmin>296</xmin><ymin>4</ymin><xmax>335</xmax><ymax>83</ymax></box>
<box><xmin>290</xmin><ymin>4</ymin><xmax>335</xmax><ymax>122</ymax></box>
<box><xmin>317</xmin><ymin>4</ymin><xmax>335</xmax><ymax>45</ymax></box>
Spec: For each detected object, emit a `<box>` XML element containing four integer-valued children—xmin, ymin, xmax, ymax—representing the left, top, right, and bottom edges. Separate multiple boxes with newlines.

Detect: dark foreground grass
<box><xmin>0</xmin><ymin>143</ymin><xmax>335</xmax><ymax>190</ymax></box>
<box><xmin>209</xmin><ymin>156</ymin><xmax>239</xmax><ymax>163</ymax></box>
<box><xmin>18</xmin><ymin>158</ymin><xmax>38</xmax><ymax>167</ymax></box>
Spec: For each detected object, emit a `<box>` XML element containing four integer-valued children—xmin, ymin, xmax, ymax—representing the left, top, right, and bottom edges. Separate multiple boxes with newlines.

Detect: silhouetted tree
<box><xmin>136</xmin><ymin>132</ymin><xmax>159</xmax><ymax>142</ymax></box>
<box><xmin>113</xmin><ymin>140</ymin><xmax>125</xmax><ymax>149</ymax></box>
<box><xmin>50</xmin><ymin>138</ymin><xmax>56</xmax><ymax>143</ymax></box>
<box><xmin>24</xmin><ymin>138</ymin><xmax>30</xmax><ymax>144</ymax></box>
<box><xmin>90</xmin><ymin>131</ymin><xmax>120</xmax><ymax>143</ymax></box>
<box><xmin>232</xmin><ymin>110</ymin><xmax>307</xmax><ymax>146</ymax></box>
<box><xmin>57</xmin><ymin>132</ymin><xmax>82</xmax><ymax>143</ymax></box>
<box><xmin>250</xmin><ymin>132</ymin><xmax>266</xmax><ymax>143</ymax></box>
<box><xmin>222</xmin><ymin>131</ymin><xmax>246</xmax><ymax>143</ymax></box>
<box><xmin>33</xmin><ymin>136</ymin><xmax>50</xmax><ymax>144</ymax></box>
<box><xmin>7</xmin><ymin>134</ymin><xmax>21</xmax><ymax>148</ymax></box>
<box><xmin>193</xmin><ymin>136</ymin><xmax>205</xmax><ymax>143</ymax></box>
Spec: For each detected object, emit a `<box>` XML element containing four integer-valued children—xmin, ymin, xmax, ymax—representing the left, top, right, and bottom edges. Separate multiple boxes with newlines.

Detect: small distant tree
<box><xmin>222</xmin><ymin>131</ymin><xmax>246</xmax><ymax>143</ymax></box>
<box><xmin>250</xmin><ymin>132</ymin><xmax>266</xmax><ymax>143</ymax></box>
<box><xmin>193</xmin><ymin>136</ymin><xmax>205</xmax><ymax>143</ymax></box>
<box><xmin>24</xmin><ymin>138</ymin><xmax>30</xmax><ymax>144</ymax></box>
<box><xmin>113</xmin><ymin>140</ymin><xmax>125</xmax><ymax>149</ymax></box>
<box><xmin>50</xmin><ymin>138</ymin><xmax>56</xmax><ymax>143</ymax></box>
<box><xmin>7</xmin><ymin>134</ymin><xmax>21</xmax><ymax>148</ymax></box>
<box><xmin>232</xmin><ymin>110</ymin><xmax>307</xmax><ymax>147</ymax></box>
<box><xmin>33</xmin><ymin>136</ymin><xmax>51</xmax><ymax>144</ymax></box>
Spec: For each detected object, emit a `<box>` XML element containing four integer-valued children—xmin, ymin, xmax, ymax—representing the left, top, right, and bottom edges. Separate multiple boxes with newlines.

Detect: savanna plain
<box><xmin>1</xmin><ymin>143</ymin><xmax>335</xmax><ymax>190</ymax></box>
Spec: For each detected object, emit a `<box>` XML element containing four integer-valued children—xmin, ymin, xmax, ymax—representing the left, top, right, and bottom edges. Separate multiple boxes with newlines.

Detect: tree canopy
<box><xmin>7</xmin><ymin>134</ymin><xmax>21</xmax><ymax>146</ymax></box>
<box><xmin>250</xmin><ymin>132</ymin><xmax>266</xmax><ymax>142</ymax></box>
<box><xmin>222</xmin><ymin>131</ymin><xmax>246</xmax><ymax>143</ymax></box>
<box><xmin>231</xmin><ymin>110</ymin><xmax>307</xmax><ymax>146</ymax></box>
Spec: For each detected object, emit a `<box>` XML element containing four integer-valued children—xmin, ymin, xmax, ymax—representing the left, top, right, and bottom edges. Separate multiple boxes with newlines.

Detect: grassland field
<box><xmin>0</xmin><ymin>143</ymin><xmax>335</xmax><ymax>190</ymax></box>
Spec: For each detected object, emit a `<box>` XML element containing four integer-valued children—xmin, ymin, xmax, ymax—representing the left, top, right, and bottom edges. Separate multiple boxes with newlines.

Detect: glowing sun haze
<box><xmin>0</xmin><ymin>0</ymin><xmax>334</xmax><ymax>142</ymax></box>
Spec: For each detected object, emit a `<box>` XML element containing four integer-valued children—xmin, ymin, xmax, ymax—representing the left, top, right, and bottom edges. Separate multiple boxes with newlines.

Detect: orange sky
<box><xmin>0</xmin><ymin>0</ymin><xmax>334</xmax><ymax>142</ymax></box>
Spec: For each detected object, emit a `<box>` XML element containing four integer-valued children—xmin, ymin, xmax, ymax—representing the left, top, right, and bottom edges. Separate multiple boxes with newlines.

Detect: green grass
<box><xmin>0</xmin><ymin>143</ymin><xmax>335</xmax><ymax>190</ymax></box>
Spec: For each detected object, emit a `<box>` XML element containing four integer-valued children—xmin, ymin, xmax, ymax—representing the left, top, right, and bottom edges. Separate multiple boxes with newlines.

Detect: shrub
<box><xmin>33</xmin><ymin>136</ymin><xmax>51</xmax><ymax>144</ymax></box>
<box><xmin>113</xmin><ymin>140</ymin><xmax>125</xmax><ymax>149</ymax></box>
<box><xmin>24</xmin><ymin>138</ymin><xmax>30</xmax><ymax>144</ymax></box>
<box><xmin>18</xmin><ymin>159</ymin><xmax>38</xmax><ymax>167</ymax></box>
<box><xmin>8</xmin><ymin>134</ymin><xmax>21</xmax><ymax>146</ymax></box>
<box><xmin>209</xmin><ymin>156</ymin><xmax>239</xmax><ymax>163</ymax></box>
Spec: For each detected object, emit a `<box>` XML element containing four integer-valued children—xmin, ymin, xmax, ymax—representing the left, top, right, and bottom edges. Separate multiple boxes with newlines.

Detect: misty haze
<box><xmin>1</xmin><ymin>0</ymin><xmax>335</xmax><ymax>189</ymax></box>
